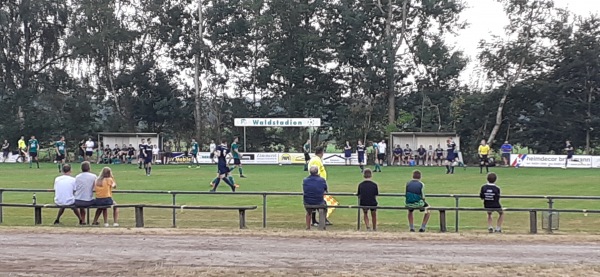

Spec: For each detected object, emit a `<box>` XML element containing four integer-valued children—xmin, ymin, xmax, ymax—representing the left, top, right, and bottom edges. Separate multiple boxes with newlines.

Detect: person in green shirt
<box><xmin>189</xmin><ymin>139</ymin><xmax>200</xmax><ymax>168</ymax></box>
<box><xmin>303</xmin><ymin>139</ymin><xmax>311</xmax><ymax>171</ymax></box>
<box><xmin>55</xmin><ymin>136</ymin><xmax>67</xmax><ymax>173</ymax></box>
<box><xmin>372</xmin><ymin>141</ymin><xmax>381</xmax><ymax>172</ymax></box>
<box><xmin>27</xmin><ymin>135</ymin><xmax>40</xmax><ymax>169</ymax></box>
<box><xmin>231</xmin><ymin>137</ymin><xmax>246</xmax><ymax>178</ymax></box>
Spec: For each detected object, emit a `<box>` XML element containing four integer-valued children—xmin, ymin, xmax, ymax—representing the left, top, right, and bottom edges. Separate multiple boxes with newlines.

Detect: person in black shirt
<box><xmin>403</xmin><ymin>144</ymin><xmax>412</xmax><ymax>165</ymax></box>
<box><xmin>416</xmin><ymin>145</ymin><xmax>426</xmax><ymax>166</ymax></box>
<box><xmin>563</xmin><ymin>140</ymin><xmax>575</xmax><ymax>169</ymax></box>
<box><xmin>435</xmin><ymin>144</ymin><xmax>444</xmax><ymax>166</ymax></box>
<box><xmin>479</xmin><ymin>172</ymin><xmax>504</xmax><ymax>233</ymax></box>
<box><xmin>357</xmin><ymin>168</ymin><xmax>378</xmax><ymax>231</ymax></box>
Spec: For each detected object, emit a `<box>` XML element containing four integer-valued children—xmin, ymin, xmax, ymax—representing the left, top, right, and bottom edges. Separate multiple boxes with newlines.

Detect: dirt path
<box><xmin>1</xmin><ymin>229</ymin><xmax>600</xmax><ymax>276</ymax></box>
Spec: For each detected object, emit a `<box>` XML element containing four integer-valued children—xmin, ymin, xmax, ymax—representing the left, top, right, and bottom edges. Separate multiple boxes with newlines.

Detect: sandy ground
<box><xmin>1</xmin><ymin>228</ymin><xmax>600</xmax><ymax>276</ymax></box>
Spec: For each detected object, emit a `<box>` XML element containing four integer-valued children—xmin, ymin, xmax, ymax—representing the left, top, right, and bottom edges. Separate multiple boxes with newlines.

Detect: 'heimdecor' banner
<box><xmin>510</xmin><ymin>154</ymin><xmax>592</xmax><ymax>168</ymax></box>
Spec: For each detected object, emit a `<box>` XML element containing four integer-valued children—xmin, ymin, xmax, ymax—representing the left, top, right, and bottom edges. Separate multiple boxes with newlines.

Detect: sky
<box><xmin>451</xmin><ymin>0</ymin><xmax>600</xmax><ymax>87</ymax></box>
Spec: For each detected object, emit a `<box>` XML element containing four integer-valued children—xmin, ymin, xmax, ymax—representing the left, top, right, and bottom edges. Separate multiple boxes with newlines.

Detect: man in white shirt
<box><xmin>53</xmin><ymin>164</ymin><xmax>83</xmax><ymax>225</ymax></box>
<box><xmin>209</xmin><ymin>140</ymin><xmax>217</xmax><ymax>164</ymax></box>
<box><xmin>85</xmin><ymin>138</ymin><xmax>95</xmax><ymax>162</ymax></box>
<box><xmin>377</xmin><ymin>139</ymin><xmax>387</xmax><ymax>167</ymax></box>
<box><xmin>74</xmin><ymin>161</ymin><xmax>97</xmax><ymax>225</ymax></box>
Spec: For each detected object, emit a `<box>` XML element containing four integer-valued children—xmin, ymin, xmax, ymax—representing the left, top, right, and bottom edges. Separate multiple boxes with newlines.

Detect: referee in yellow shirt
<box><xmin>478</xmin><ymin>140</ymin><xmax>491</xmax><ymax>174</ymax></box>
<box><xmin>17</xmin><ymin>136</ymin><xmax>27</xmax><ymax>163</ymax></box>
<box><xmin>307</xmin><ymin>146</ymin><xmax>331</xmax><ymax>226</ymax></box>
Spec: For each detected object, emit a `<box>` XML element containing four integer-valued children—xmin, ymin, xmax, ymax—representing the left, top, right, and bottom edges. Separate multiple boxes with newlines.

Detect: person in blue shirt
<box><xmin>356</xmin><ymin>140</ymin><xmax>366</xmax><ymax>173</ymax></box>
<box><xmin>210</xmin><ymin>139</ymin><xmax>237</xmax><ymax>192</ymax></box>
<box><xmin>445</xmin><ymin>138</ymin><xmax>457</xmax><ymax>174</ymax></box>
<box><xmin>302</xmin><ymin>166</ymin><xmax>328</xmax><ymax>230</ymax></box>
<box><xmin>392</xmin><ymin>145</ymin><xmax>403</xmax><ymax>166</ymax></box>
<box><xmin>343</xmin><ymin>141</ymin><xmax>352</xmax><ymax>166</ymax></box>
<box><xmin>500</xmin><ymin>141</ymin><xmax>513</xmax><ymax>167</ymax></box>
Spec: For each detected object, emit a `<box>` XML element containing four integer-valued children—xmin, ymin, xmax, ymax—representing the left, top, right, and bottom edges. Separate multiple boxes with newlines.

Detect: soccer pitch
<box><xmin>0</xmin><ymin>163</ymin><xmax>599</xmax><ymax>233</ymax></box>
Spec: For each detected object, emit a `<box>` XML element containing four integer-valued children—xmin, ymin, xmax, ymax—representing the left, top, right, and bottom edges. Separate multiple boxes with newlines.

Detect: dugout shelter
<box><xmin>98</xmin><ymin>132</ymin><xmax>161</xmax><ymax>150</ymax></box>
<box><xmin>388</xmin><ymin>132</ymin><xmax>462</xmax><ymax>161</ymax></box>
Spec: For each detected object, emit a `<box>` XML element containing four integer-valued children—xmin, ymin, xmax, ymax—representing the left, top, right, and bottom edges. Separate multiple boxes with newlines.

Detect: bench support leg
<box><xmin>34</xmin><ymin>207</ymin><xmax>42</xmax><ymax>225</ymax></box>
<box><xmin>135</xmin><ymin>206</ymin><xmax>144</xmax><ymax>228</ymax></box>
<box><xmin>529</xmin><ymin>210</ymin><xmax>537</xmax><ymax>234</ymax></box>
<box><xmin>439</xmin><ymin>210</ymin><xmax>447</xmax><ymax>233</ymax></box>
<box><xmin>239</xmin><ymin>209</ymin><xmax>247</xmax><ymax>229</ymax></box>
<box><xmin>318</xmin><ymin>208</ymin><xmax>326</xmax><ymax>231</ymax></box>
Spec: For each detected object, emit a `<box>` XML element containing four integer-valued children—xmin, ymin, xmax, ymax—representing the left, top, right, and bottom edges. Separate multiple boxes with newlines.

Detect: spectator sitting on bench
<box><xmin>92</xmin><ymin>167</ymin><xmax>119</xmax><ymax>227</ymax></box>
<box><xmin>405</xmin><ymin>170</ymin><xmax>430</xmax><ymax>232</ymax></box>
<box><xmin>53</xmin><ymin>164</ymin><xmax>83</xmax><ymax>225</ymax></box>
<box><xmin>356</xmin><ymin>168</ymin><xmax>378</xmax><ymax>231</ymax></box>
<box><xmin>302</xmin><ymin>165</ymin><xmax>328</xmax><ymax>230</ymax></box>
<box><xmin>74</xmin><ymin>161</ymin><xmax>97</xmax><ymax>225</ymax></box>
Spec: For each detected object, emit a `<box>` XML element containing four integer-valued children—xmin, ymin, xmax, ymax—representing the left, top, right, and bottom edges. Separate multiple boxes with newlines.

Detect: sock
<box><xmin>239</xmin><ymin>167</ymin><xmax>243</xmax><ymax>175</ymax></box>
<box><xmin>29</xmin><ymin>160</ymin><xmax>32</xmax><ymax>167</ymax></box>
<box><xmin>222</xmin><ymin>177</ymin><xmax>235</xmax><ymax>191</ymax></box>
<box><xmin>58</xmin><ymin>164</ymin><xmax>61</xmax><ymax>171</ymax></box>
<box><xmin>486</xmin><ymin>166</ymin><xmax>489</xmax><ymax>173</ymax></box>
<box><xmin>312</xmin><ymin>212</ymin><xmax>317</xmax><ymax>223</ymax></box>
<box><xmin>211</xmin><ymin>177</ymin><xmax>219</xmax><ymax>184</ymax></box>
<box><xmin>446</xmin><ymin>165</ymin><xmax>450</xmax><ymax>173</ymax></box>
<box><xmin>303</xmin><ymin>163</ymin><xmax>308</xmax><ymax>171</ymax></box>
<box><xmin>480</xmin><ymin>165</ymin><xmax>483</xmax><ymax>173</ymax></box>
<box><xmin>228</xmin><ymin>176</ymin><xmax>235</xmax><ymax>184</ymax></box>
<box><xmin>213</xmin><ymin>178</ymin><xmax>221</xmax><ymax>190</ymax></box>
<box><xmin>359</xmin><ymin>165</ymin><xmax>364</xmax><ymax>171</ymax></box>
<box><xmin>451</xmin><ymin>166</ymin><xmax>455</xmax><ymax>173</ymax></box>
<box><xmin>36</xmin><ymin>161</ymin><xmax>39</xmax><ymax>168</ymax></box>
<box><xmin>421</xmin><ymin>223</ymin><xmax>427</xmax><ymax>230</ymax></box>
<box><xmin>148</xmin><ymin>167</ymin><xmax>152</xmax><ymax>174</ymax></box>
<box><xmin>409</xmin><ymin>224</ymin><xmax>414</xmax><ymax>230</ymax></box>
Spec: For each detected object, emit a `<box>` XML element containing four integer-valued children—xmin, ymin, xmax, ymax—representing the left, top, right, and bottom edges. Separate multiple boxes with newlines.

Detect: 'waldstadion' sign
<box><xmin>234</xmin><ymin>118</ymin><xmax>322</xmax><ymax>127</ymax></box>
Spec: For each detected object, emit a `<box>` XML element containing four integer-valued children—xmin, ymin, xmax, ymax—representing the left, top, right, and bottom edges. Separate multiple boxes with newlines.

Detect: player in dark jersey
<box><xmin>563</xmin><ymin>140</ymin><xmax>575</xmax><ymax>169</ymax></box>
<box><xmin>445</xmin><ymin>138</ymin><xmax>457</xmax><ymax>174</ymax></box>
<box><xmin>210</xmin><ymin>139</ymin><xmax>236</xmax><ymax>192</ymax></box>
<box><xmin>113</xmin><ymin>145</ymin><xmax>121</xmax><ymax>164</ymax></box>
<box><xmin>138</xmin><ymin>138</ymin><xmax>146</xmax><ymax>169</ymax></box>
<box><xmin>55</xmin><ymin>136</ymin><xmax>66</xmax><ymax>173</ymax></box>
<box><xmin>344</xmin><ymin>141</ymin><xmax>352</xmax><ymax>166</ymax></box>
<box><xmin>403</xmin><ymin>144</ymin><xmax>412</xmax><ymax>166</ymax></box>
<box><xmin>1</xmin><ymin>140</ymin><xmax>9</xmax><ymax>163</ymax></box>
<box><xmin>28</xmin><ymin>135</ymin><xmax>40</xmax><ymax>169</ymax></box>
<box><xmin>189</xmin><ymin>139</ymin><xmax>200</xmax><ymax>168</ymax></box>
<box><xmin>356</xmin><ymin>140</ymin><xmax>366</xmax><ymax>173</ymax></box>
<box><xmin>303</xmin><ymin>139</ymin><xmax>311</xmax><ymax>171</ymax></box>
<box><xmin>144</xmin><ymin>138</ymin><xmax>153</xmax><ymax>176</ymax></box>
<box><xmin>127</xmin><ymin>144</ymin><xmax>136</xmax><ymax>164</ymax></box>
<box><xmin>479</xmin><ymin>172</ymin><xmax>503</xmax><ymax>233</ymax></box>
<box><xmin>435</xmin><ymin>144</ymin><xmax>444</xmax><ymax>166</ymax></box>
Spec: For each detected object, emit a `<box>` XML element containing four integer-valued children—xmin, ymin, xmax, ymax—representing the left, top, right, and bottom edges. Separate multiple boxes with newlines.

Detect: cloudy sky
<box><xmin>451</xmin><ymin>0</ymin><xmax>600</xmax><ymax>87</ymax></box>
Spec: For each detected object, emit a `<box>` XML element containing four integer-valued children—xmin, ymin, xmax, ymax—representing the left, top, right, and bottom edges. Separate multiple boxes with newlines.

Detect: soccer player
<box><xmin>405</xmin><ymin>170</ymin><xmax>430</xmax><ymax>232</ymax></box>
<box><xmin>416</xmin><ymin>145</ymin><xmax>426</xmax><ymax>166</ymax></box>
<box><xmin>356</xmin><ymin>140</ymin><xmax>366</xmax><ymax>173</ymax></box>
<box><xmin>55</xmin><ymin>136</ymin><xmax>67</xmax><ymax>173</ymax></box>
<box><xmin>137</xmin><ymin>138</ymin><xmax>146</xmax><ymax>169</ymax></box>
<box><xmin>392</xmin><ymin>145</ymin><xmax>402</xmax><ymax>166</ymax></box>
<box><xmin>357</xmin><ymin>168</ymin><xmax>378</xmax><ymax>231</ymax></box>
<box><xmin>144</xmin><ymin>138</ymin><xmax>153</xmax><ymax>176</ymax></box>
<box><xmin>479</xmin><ymin>172</ymin><xmax>504</xmax><ymax>233</ymax></box>
<box><xmin>372</xmin><ymin>141</ymin><xmax>380</xmax><ymax>172</ymax></box>
<box><xmin>426</xmin><ymin>145</ymin><xmax>434</xmax><ymax>166</ymax></box>
<box><xmin>435</xmin><ymin>144</ymin><xmax>444</xmax><ymax>166</ymax></box>
<box><xmin>445</xmin><ymin>138</ymin><xmax>457</xmax><ymax>174</ymax></box>
<box><xmin>209</xmin><ymin>140</ymin><xmax>216</xmax><ymax>164</ymax></box>
<box><xmin>189</xmin><ymin>139</ymin><xmax>200</xmax><ymax>168</ymax></box>
<box><xmin>231</xmin><ymin>137</ymin><xmax>246</xmax><ymax>177</ymax></box>
<box><xmin>403</xmin><ymin>144</ymin><xmax>412</xmax><ymax>166</ymax></box>
<box><xmin>343</xmin><ymin>141</ymin><xmax>352</xmax><ymax>166</ymax></box>
<box><xmin>375</xmin><ymin>139</ymin><xmax>386</xmax><ymax>171</ymax></box>
<box><xmin>211</xmin><ymin>139</ymin><xmax>237</xmax><ymax>192</ymax></box>
<box><xmin>500</xmin><ymin>141</ymin><xmax>512</xmax><ymax>167</ymax></box>
<box><xmin>17</xmin><ymin>136</ymin><xmax>26</xmax><ymax>163</ymax></box>
<box><xmin>563</xmin><ymin>140</ymin><xmax>575</xmax><ymax>169</ymax></box>
<box><xmin>209</xmin><ymin>166</ymin><xmax>240</xmax><ymax>189</ymax></box>
<box><xmin>308</xmin><ymin>146</ymin><xmax>330</xmax><ymax>225</ymax></box>
<box><xmin>28</xmin><ymin>135</ymin><xmax>40</xmax><ymax>169</ymax></box>
<box><xmin>84</xmin><ymin>138</ymin><xmax>95</xmax><ymax>162</ymax></box>
<box><xmin>303</xmin><ymin>139</ymin><xmax>311</xmax><ymax>171</ymax></box>
<box><xmin>163</xmin><ymin>141</ymin><xmax>172</xmax><ymax>165</ymax></box>
<box><xmin>478</xmin><ymin>139</ymin><xmax>491</xmax><ymax>174</ymax></box>
<box><xmin>2</xmin><ymin>139</ymin><xmax>10</xmax><ymax>163</ymax></box>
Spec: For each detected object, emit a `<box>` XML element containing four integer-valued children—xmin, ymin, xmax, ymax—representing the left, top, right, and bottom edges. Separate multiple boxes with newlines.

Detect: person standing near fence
<box><xmin>344</xmin><ymin>141</ymin><xmax>352</xmax><ymax>166</ymax></box>
<box><xmin>2</xmin><ymin>139</ymin><xmax>9</xmax><ymax>162</ymax></box>
<box><xmin>302</xmin><ymin>165</ymin><xmax>328</xmax><ymax>230</ymax></box>
<box><xmin>563</xmin><ymin>140</ymin><xmax>575</xmax><ymax>169</ymax></box>
<box><xmin>357</xmin><ymin>168</ymin><xmax>378</xmax><ymax>231</ymax></box>
<box><xmin>500</xmin><ymin>141</ymin><xmax>512</xmax><ymax>167</ymax></box>
<box><xmin>479</xmin><ymin>172</ymin><xmax>504</xmax><ymax>233</ymax></box>
<box><xmin>55</xmin><ymin>136</ymin><xmax>66</xmax><ymax>173</ymax></box>
<box><xmin>356</xmin><ymin>140</ymin><xmax>366</xmax><ymax>173</ymax></box>
<box><xmin>303</xmin><ymin>139</ymin><xmax>311</xmax><ymax>171</ymax></box>
<box><xmin>405</xmin><ymin>170</ymin><xmax>430</xmax><ymax>232</ymax></box>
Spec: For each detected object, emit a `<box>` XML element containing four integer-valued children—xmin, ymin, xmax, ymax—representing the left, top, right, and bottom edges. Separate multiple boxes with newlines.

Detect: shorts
<box><xmin>86</xmin><ymin>151</ymin><xmax>93</xmax><ymax>157</ymax></box>
<box><xmin>501</xmin><ymin>153</ymin><xmax>510</xmax><ymax>160</ymax></box>
<box><xmin>210</xmin><ymin>153</ymin><xmax>215</xmax><ymax>159</ymax></box>
<box><xmin>344</xmin><ymin>151</ymin><xmax>352</xmax><ymax>158</ymax></box>
<box><xmin>436</xmin><ymin>154</ymin><xmax>443</xmax><ymax>160</ymax></box>
<box><xmin>138</xmin><ymin>154</ymin><xmax>145</xmax><ymax>159</ymax></box>
<box><xmin>362</xmin><ymin>208</ymin><xmax>377</xmax><ymax>212</ymax></box>
<box><xmin>304</xmin><ymin>153</ymin><xmax>310</xmax><ymax>162</ymax></box>
<box><xmin>234</xmin><ymin>158</ymin><xmax>241</xmax><ymax>165</ymax></box>
<box><xmin>485</xmin><ymin>206</ymin><xmax>503</xmax><ymax>214</ymax></box>
<box><xmin>377</xmin><ymin>153</ymin><xmax>385</xmax><ymax>161</ymax></box>
<box><xmin>480</xmin><ymin>155</ymin><xmax>488</xmax><ymax>164</ymax></box>
<box><xmin>218</xmin><ymin>164</ymin><xmax>230</xmax><ymax>175</ymax></box>
<box><xmin>29</xmin><ymin>152</ymin><xmax>37</xmax><ymax>158</ymax></box>
<box><xmin>407</xmin><ymin>201</ymin><xmax>429</xmax><ymax>212</ymax></box>
<box><xmin>304</xmin><ymin>201</ymin><xmax>326</xmax><ymax>213</ymax></box>
<box><xmin>144</xmin><ymin>155</ymin><xmax>153</xmax><ymax>164</ymax></box>
<box><xmin>2</xmin><ymin>150</ymin><xmax>9</xmax><ymax>158</ymax></box>
<box><xmin>55</xmin><ymin>154</ymin><xmax>65</xmax><ymax>161</ymax></box>
<box><xmin>567</xmin><ymin>153</ymin><xmax>574</xmax><ymax>159</ymax></box>
<box><xmin>74</xmin><ymin>200</ymin><xmax>95</xmax><ymax>207</ymax></box>
<box><xmin>361</xmin><ymin>203</ymin><xmax>377</xmax><ymax>212</ymax></box>
<box><xmin>446</xmin><ymin>153</ymin><xmax>456</xmax><ymax>161</ymax></box>
<box><xmin>94</xmin><ymin>197</ymin><xmax>114</xmax><ymax>206</ymax></box>
<box><xmin>358</xmin><ymin>155</ymin><xmax>365</xmax><ymax>163</ymax></box>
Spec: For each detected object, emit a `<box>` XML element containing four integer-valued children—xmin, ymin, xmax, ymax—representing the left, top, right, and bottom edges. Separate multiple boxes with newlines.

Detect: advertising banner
<box><xmin>234</xmin><ymin>118</ymin><xmax>321</xmax><ymax>127</ymax></box>
<box><xmin>510</xmin><ymin>154</ymin><xmax>593</xmax><ymax>168</ymax></box>
<box><xmin>592</xmin><ymin>156</ymin><xmax>600</xmax><ymax>168</ymax></box>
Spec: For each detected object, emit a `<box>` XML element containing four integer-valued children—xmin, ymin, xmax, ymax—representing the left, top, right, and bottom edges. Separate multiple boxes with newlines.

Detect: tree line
<box><xmin>0</xmin><ymin>0</ymin><xmax>598</xmax><ymax>161</ymax></box>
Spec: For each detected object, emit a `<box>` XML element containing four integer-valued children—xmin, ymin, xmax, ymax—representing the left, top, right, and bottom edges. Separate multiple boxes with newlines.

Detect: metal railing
<box><xmin>1</xmin><ymin>188</ymin><xmax>599</xmax><ymax>231</ymax></box>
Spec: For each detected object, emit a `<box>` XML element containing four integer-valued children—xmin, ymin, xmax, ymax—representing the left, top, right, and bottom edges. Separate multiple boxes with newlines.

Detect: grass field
<box><xmin>1</xmin><ymin>162</ymin><xmax>599</xmax><ymax>233</ymax></box>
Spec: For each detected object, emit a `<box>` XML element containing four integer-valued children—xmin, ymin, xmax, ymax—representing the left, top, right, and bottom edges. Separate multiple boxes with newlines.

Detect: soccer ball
<box><xmin>188</xmin><ymin>166</ymin><xmax>191</xmax><ymax>168</ymax></box>
<box><xmin>278</xmin><ymin>163</ymin><xmax>282</xmax><ymax>166</ymax></box>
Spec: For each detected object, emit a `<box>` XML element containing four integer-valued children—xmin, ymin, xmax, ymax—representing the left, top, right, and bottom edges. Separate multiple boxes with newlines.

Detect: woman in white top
<box><xmin>152</xmin><ymin>145</ymin><xmax>159</xmax><ymax>164</ymax></box>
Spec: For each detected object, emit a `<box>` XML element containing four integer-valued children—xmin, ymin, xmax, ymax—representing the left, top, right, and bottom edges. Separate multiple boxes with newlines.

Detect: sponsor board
<box><xmin>592</xmin><ymin>157</ymin><xmax>600</xmax><ymax>168</ymax></box>
<box><xmin>510</xmin><ymin>154</ymin><xmax>593</xmax><ymax>168</ymax></box>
